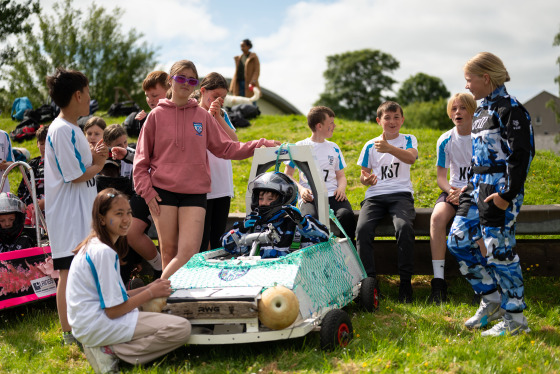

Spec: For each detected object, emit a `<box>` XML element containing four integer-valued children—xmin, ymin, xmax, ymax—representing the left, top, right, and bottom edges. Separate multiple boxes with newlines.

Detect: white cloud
<box><xmin>255</xmin><ymin>0</ymin><xmax>560</xmax><ymax>113</ymax></box>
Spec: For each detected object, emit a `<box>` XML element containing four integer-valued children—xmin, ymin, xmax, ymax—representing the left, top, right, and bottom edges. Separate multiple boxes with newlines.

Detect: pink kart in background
<box><xmin>0</xmin><ymin>161</ymin><xmax>57</xmax><ymax>311</ymax></box>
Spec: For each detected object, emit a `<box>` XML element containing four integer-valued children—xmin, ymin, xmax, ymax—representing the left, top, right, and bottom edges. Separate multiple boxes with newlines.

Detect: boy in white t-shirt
<box><xmin>44</xmin><ymin>68</ymin><xmax>108</xmax><ymax>345</ymax></box>
<box><xmin>285</xmin><ymin>106</ymin><xmax>356</xmax><ymax>243</ymax></box>
<box><xmin>429</xmin><ymin>93</ymin><xmax>486</xmax><ymax>305</ymax></box>
<box><xmin>356</xmin><ymin>101</ymin><xmax>418</xmax><ymax>303</ymax></box>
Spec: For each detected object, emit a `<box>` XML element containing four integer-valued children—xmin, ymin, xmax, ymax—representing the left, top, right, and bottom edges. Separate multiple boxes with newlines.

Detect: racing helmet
<box><xmin>0</xmin><ymin>192</ymin><xmax>26</xmax><ymax>242</ymax></box>
<box><xmin>248</xmin><ymin>172</ymin><xmax>298</xmax><ymax>213</ymax></box>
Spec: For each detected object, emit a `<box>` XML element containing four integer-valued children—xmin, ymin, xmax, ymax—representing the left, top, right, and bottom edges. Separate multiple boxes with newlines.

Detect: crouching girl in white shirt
<box><xmin>67</xmin><ymin>188</ymin><xmax>190</xmax><ymax>373</ymax></box>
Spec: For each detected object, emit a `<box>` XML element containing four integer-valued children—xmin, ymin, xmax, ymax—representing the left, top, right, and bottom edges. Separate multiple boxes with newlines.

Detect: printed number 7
<box><xmin>323</xmin><ymin>170</ymin><xmax>329</xmax><ymax>182</ymax></box>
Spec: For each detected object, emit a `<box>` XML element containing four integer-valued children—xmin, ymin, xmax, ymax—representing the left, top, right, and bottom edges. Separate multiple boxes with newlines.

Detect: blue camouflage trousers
<box><xmin>447</xmin><ymin>172</ymin><xmax>526</xmax><ymax>312</ymax></box>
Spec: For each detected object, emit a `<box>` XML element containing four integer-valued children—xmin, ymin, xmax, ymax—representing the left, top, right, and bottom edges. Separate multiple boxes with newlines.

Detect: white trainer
<box><xmin>481</xmin><ymin>313</ymin><xmax>530</xmax><ymax>337</ymax></box>
<box><xmin>83</xmin><ymin>345</ymin><xmax>119</xmax><ymax>374</ymax></box>
<box><xmin>464</xmin><ymin>298</ymin><xmax>505</xmax><ymax>329</ymax></box>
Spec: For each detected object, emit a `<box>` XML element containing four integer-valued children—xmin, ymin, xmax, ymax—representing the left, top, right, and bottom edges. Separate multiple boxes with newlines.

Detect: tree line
<box><xmin>1</xmin><ymin>0</ymin><xmax>558</xmax><ymax>129</ymax></box>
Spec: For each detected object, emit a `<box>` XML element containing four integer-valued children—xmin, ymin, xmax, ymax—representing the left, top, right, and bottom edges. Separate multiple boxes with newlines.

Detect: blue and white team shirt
<box><xmin>208</xmin><ymin>111</ymin><xmax>236</xmax><ymax>199</ymax></box>
<box><xmin>357</xmin><ymin>133</ymin><xmax>418</xmax><ymax>199</ymax></box>
<box><xmin>45</xmin><ymin>118</ymin><xmax>97</xmax><ymax>259</ymax></box>
<box><xmin>287</xmin><ymin>138</ymin><xmax>346</xmax><ymax>197</ymax></box>
<box><xmin>0</xmin><ymin>130</ymin><xmax>15</xmax><ymax>192</ymax></box>
<box><xmin>67</xmin><ymin>238</ymin><xmax>138</xmax><ymax>347</ymax></box>
<box><xmin>436</xmin><ymin>127</ymin><xmax>472</xmax><ymax>189</ymax></box>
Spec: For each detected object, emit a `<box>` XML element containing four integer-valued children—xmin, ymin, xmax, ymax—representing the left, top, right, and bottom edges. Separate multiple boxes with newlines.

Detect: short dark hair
<box><xmin>377</xmin><ymin>101</ymin><xmax>403</xmax><ymax>118</ymax></box>
<box><xmin>142</xmin><ymin>70</ymin><xmax>169</xmax><ymax>92</ymax></box>
<box><xmin>307</xmin><ymin>106</ymin><xmax>335</xmax><ymax>132</ymax></box>
<box><xmin>35</xmin><ymin>125</ymin><xmax>48</xmax><ymax>143</ymax></box>
<box><xmin>242</xmin><ymin>39</ymin><xmax>253</xmax><ymax>49</ymax></box>
<box><xmin>46</xmin><ymin>67</ymin><xmax>89</xmax><ymax>108</ymax></box>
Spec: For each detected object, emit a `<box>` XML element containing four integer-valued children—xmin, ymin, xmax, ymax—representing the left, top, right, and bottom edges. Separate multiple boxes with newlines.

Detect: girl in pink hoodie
<box><xmin>133</xmin><ymin>60</ymin><xmax>278</xmax><ymax>279</ymax></box>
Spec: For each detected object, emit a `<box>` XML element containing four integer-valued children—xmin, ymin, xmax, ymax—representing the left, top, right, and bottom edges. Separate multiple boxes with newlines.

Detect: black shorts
<box><xmin>53</xmin><ymin>255</ymin><xmax>73</xmax><ymax>270</ymax></box>
<box><xmin>435</xmin><ymin>192</ymin><xmax>458</xmax><ymax>212</ymax></box>
<box><xmin>130</xmin><ymin>193</ymin><xmax>152</xmax><ymax>226</ymax></box>
<box><xmin>154</xmin><ymin>187</ymin><xmax>207</xmax><ymax>209</ymax></box>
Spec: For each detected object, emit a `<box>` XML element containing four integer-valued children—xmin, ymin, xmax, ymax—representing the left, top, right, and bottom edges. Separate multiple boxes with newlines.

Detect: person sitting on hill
<box><xmin>0</xmin><ymin>192</ymin><xmax>35</xmax><ymax>252</ymax></box>
<box><xmin>221</xmin><ymin>171</ymin><xmax>329</xmax><ymax>258</ymax></box>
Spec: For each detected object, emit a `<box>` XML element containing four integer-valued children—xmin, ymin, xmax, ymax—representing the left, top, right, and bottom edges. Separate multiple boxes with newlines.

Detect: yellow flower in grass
<box><xmin>517</xmin><ymin>367</ymin><xmax>522</xmax><ymax>372</ymax></box>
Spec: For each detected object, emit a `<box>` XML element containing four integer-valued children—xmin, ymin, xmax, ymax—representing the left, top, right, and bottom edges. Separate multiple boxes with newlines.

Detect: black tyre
<box><xmin>320</xmin><ymin>309</ymin><xmax>353</xmax><ymax>350</ymax></box>
<box><xmin>359</xmin><ymin>277</ymin><xmax>380</xmax><ymax>312</ymax></box>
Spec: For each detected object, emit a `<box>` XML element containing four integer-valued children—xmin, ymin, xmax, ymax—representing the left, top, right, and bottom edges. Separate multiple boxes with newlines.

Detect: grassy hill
<box><xmin>2</xmin><ymin>113</ymin><xmax>559</xmax><ymax>212</ymax></box>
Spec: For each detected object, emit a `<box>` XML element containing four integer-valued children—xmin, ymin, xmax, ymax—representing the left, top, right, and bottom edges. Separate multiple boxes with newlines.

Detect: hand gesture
<box><xmin>361</xmin><ymin>169</ymin><xmax>377</xmax><ymax>186</ymax></box>
<box><xmin>147</xmin><ymin>278</ymin><xmax>173</xmax><ymax>299</ymax></box>
<box><xmin>301</xmin><ymin>187</ymin><xmax>314</xmax><ymax>202</ymax></box>
<box><xmin>148</xmin><ymin>195</ymin><xmax>162</xmax><ymax>216</ymax></box>
<box><xmin>333</xmin><ymin>186</ymin><xmax>347</xmax><ymax>202</ymax></box>
<box><xmin>445</xmin><ymin>186</ymin><xmax>460</xmax><ymax>206</ymax></box>
<box><xmin>208</xmin><ymin>97</ymin><xmax>224</xmax><ymax>117</ymax></box>
<box><xmin>135</xmin><ymin>110</ymin><xmax>147</xmax><ymax>121</ymax></box>
<box><xmin>0</xmin><ymin>160</ymin><xmax>9</xmax><ymax>171</ymax></box>
<box><xmin>92</xmin><ymin>139</ymin><xmax>108</xmax><ymax>166</ymax></box>
<box><xmin>111</xmin><ymin>146</ymin><xmax>127</xmax><ymax>160</ymax></box>
<box><xmin>374</xmin><ymin>132</ymin><xmax>391</xmax><ymax>153</ymax></box>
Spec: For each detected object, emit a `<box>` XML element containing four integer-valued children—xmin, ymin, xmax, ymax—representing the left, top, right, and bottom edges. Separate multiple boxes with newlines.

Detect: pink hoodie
<box><xmin>133</xmin><ymin>98</ymin><xmax>275</xmax><ymax>204</ymax></box>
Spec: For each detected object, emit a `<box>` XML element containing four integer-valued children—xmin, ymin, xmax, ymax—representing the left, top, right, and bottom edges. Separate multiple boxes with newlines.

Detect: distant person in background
<box><xmin>134</xmin><ymin>71</ymin><xmax>169</xmax><ymax>123</ymax></box>
<box><xmin>230</xmin><ymin>39</ymin><xmax>260</xmax><ymax>98</ymax></box>
<box><xmin>18</xmin><ymin>125</ymin><xmax>48</xmax><ymax>222</ymax></box>
<box><xmin>0</xmin><ymin>127</ymin><xmax>15</xmax><ymax>193</ymax></box>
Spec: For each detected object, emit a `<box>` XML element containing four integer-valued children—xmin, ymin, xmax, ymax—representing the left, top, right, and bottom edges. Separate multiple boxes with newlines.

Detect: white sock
<box><xmin>484</xmin><ymin>290</ymin><xmax>501</xmax><ymax>303</ymax></box>
<box><xmin>147</xmin><ymin>252</ymin><xmax>162</xmax><ymax>271</ymax></box>
<box><xmin>432</xmin><ymin>260</ymin><xmax>445</xmax><ymax>279</ymax></box>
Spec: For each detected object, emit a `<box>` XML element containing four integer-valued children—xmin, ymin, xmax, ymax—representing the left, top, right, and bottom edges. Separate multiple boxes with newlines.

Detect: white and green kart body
<box><xmin>166</xmin><ymin>145</ymin><xmax>371</xmax><ymax>347</ymax></box>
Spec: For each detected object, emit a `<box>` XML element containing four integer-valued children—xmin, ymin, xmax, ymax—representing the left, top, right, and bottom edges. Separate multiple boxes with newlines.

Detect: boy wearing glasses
<box><xmin>284</xmin><ymin>106</ymin><xmax>356</xmax><ymax>244</ymax></box>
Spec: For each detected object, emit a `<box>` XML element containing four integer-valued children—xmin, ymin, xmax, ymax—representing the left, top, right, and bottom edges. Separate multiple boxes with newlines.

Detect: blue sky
<box><xmin>38</xmin><ymin>0</ymin><xmax>560</xmax><ymax>114</ymax></box>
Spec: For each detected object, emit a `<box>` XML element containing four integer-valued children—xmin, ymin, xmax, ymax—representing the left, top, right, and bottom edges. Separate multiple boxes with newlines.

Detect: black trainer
<box><xmin>428</xmin><ymin>278</ymin><xmax>448</xmax><ymax>305</ymax></box>
<box><xmin>398</xmin><ymin>280</ymin><xmax>413</xmax><ymax>303</ymax></box>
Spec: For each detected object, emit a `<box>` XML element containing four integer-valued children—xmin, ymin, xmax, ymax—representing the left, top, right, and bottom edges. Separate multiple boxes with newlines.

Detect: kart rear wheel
<box><xmin>320</xmin><ymin>309</ymin><xmax>353</xmax><ymax>350</ymax></box>
<box><xmin>359</xmin><ymin>277</ymin><xmax>379</xmax><ymax>312</ymax></box>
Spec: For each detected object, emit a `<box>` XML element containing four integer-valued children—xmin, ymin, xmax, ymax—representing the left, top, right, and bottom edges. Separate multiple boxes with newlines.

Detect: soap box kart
<box><xmin>164</xmin><ymin>145</ymin><xmax>379</xmax><ymax>349</ymax></box>
<box><xmin>0</xmin><ymin>161</ymin><xmax>57</xmax><ymax>311</ymax></box>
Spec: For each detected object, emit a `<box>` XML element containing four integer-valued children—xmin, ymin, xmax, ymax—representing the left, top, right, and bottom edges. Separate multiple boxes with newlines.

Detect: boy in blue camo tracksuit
<box><xmin>449</xmin><ymin>52</ymin><xmax>535</xmax><ymax>336</ymax></box>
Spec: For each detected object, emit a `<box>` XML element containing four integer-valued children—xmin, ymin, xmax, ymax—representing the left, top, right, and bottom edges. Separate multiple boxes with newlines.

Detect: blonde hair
<box><xmin>446</xmin><ymin>93</ymin><xmax>477</xmax><ymax>118</ymax></box>
<box><xmin>464</xmin><ymin>52</ymin><xmax>510</xmax><ymax>89</ymax></box>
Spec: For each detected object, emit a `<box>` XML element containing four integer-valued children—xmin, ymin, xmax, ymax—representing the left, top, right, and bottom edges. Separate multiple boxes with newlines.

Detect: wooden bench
<box><xmin>225</xmin><ymin>204</ymin><xmax>560</xmax><ymax>276</ymax></box>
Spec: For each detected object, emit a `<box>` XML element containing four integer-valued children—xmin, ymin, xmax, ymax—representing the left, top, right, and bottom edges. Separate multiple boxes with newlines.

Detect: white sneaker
<box><xmin>83</xmin><ymin>345</ymin><xmax>119</xmax><ymax>374</ymax></box>
<box><xmin>481</xmin><ymin>313</ymin><xmax>531</xmax><ymax>337</ymax></box>
<box><xmin>464</xmin><ymin>298</ymin><xmax>505</xmax><ymax>329</ymax></box>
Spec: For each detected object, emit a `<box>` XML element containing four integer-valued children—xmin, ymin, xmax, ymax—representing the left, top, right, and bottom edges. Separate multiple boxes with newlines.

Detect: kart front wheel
<box><xmin>359</xmin><ymin>276</ymin><xmax>379</xmax><ymax>312</ymax></box>
<box><xmin>320</xmin><ymin>309</ymin><xmax>353</xmax><ymax>350</ymax></box>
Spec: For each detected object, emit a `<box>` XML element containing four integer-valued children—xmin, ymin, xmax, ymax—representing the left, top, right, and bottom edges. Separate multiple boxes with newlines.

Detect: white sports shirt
<box><xmin>45</xmin><ymin>118</ymin><xmax>97</xmax><ymax>259</ymax></box>
<box><xmin>436</xmin><ymin>127</ymin><xmax>472</xmax><ymax>189</ymax></box>
<box><xmin>357</xmin><ymin>133</ymin><xmax>418</xmax><ymax>199</ymax></box>
<box><xmin>207</xmin><ymin>111</ymin><xmax>236</xmax><ymax>199</ymax></box>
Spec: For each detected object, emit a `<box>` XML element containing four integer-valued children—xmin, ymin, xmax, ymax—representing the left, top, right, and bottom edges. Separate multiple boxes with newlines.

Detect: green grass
<box><xmin>1</xmin><ymin>113</ymin><xmax>559</xmax><ymax>373</ymax></box>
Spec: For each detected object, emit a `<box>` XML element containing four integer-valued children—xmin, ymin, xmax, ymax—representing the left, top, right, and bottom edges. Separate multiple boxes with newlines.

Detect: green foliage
<box><xmin>1</xmin><ymin>276</ymin><xmax>560</xmax><ymax>373</ymax></box>
<box><xmin>401</xmin><ymin>98</ymin><xmax>451</xmax><ymax>130</ymax></box>
<box><xmin>314</xmin><ymin>49</ymin><xmax>399</xmax><ymax>122</ymax></box>
<box><xmin>0</xmin><ymin>0</ymin><xmax>39</xmax><ymax>69</ymax></box>
<box><xmin>229</xmin><ymin>114</ymin><xmax>560</xmax><ymax>213</ymax></box>
<box><xmin>0</xmin><ymin>0</ymin><xmax>156</xmax><ymax>112</ymax></box>
<box><xmin>397</xmin><ymin>72</ymin><xmax>450</xmax><ymax>106</ymax></box>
